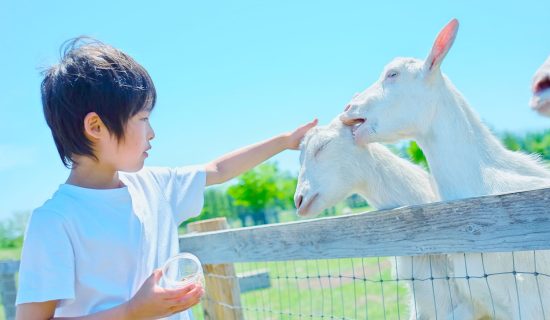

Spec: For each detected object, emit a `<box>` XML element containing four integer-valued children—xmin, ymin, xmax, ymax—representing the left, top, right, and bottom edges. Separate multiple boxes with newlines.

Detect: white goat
<box><xmin>295</xmin><ymin>119</ymin><xmax>463</xmax><ymax>320</ymax></box>
<box><xmin>340</xmin><ymin>19</ymin><xmax>550</xmax><ymax>320</ymax></box>
<box><xmin>531</xmin><ymin>56</ymin><xmax>550</xmax><ymax>116</ymax></box>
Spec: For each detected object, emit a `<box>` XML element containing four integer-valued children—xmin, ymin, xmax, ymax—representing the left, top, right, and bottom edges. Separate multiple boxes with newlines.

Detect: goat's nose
<box><xmin>295</xmin><ymin>195</ymin><xmax>303</xmax><ymax>209</ymax></box>
<box><xmin>344</xmin><ymin>104</ymin><xmax>352</xmax><ymax>112</ymax></box>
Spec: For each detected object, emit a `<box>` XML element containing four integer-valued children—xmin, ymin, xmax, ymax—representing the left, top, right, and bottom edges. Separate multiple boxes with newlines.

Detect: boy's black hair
<box><xmin>41</xmin><ymin>37</ymin><xmax>157</xmax><ymax>168</ymax></box>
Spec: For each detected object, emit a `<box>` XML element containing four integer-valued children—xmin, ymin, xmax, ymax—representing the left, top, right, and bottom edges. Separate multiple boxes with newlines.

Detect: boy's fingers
<box><xmin>170</xmin><ymin>286</ymin><xmax>204</xmax><ymax>307</ymax></box>
<box><xmin>164</xmin><ymin>283</ymin><xmax>197</xmax><ymax>300</ymax></box>
<box><xmin>302</xmin><ymin>119</ymin><xmax>318</xmax><ymax>133</ymax></box>
<box><xmin>301</xmin><ymin>118</ymin><xmax>317</xmax><ymax>130</ymax></box>
<box><xmin>170</xmin><ymin>295</ymin><xmax>201</xmax><ymax>315</ymax></box>
<box><xmin>307</xmin><ymin>118</ymin><xmax>318</xmax><ymax>127</ymax></box>
<box><xmin>153</xmin><ymin>269</ymin><xmax>163</xmax><ymax>284</ymax></box>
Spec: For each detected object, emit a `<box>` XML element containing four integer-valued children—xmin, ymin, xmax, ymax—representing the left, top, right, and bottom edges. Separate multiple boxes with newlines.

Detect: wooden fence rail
<box><xmin>179</xmin><ymin>187</ymin><xmax>550</xmax><ymax>264</ymax></box>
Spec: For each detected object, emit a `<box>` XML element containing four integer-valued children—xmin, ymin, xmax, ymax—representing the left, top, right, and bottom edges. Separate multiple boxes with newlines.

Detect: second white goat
<box><xmin>295</xmin><ymin>119</ymin><xmax>463</xmax><ymax>320</ymax></box>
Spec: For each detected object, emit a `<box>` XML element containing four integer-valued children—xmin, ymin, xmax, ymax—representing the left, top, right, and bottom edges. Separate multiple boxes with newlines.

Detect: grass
<box><xmin>191</xmin><ymin>257</ymin><xmax>411</xmax><ymax>319</ymax></box>
<box><xmin>0</xmin><ymin>248</ymin><xmax>21</xmax><ymax>261</ymax></box>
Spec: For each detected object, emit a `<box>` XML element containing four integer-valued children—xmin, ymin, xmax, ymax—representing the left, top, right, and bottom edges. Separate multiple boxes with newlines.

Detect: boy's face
<box><xmin>102</xmin><ymin>110</ymin><xmax>155</xmax><ymax>172</ymax></box>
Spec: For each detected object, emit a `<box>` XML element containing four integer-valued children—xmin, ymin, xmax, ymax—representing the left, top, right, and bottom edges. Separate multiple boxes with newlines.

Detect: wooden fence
<box><xmin>2</xmin><ymin>187</ymin><xmax>550</xmax><ymax>319</ymax></box>
<box><xmin>179</xmin><ymin>187</ymin><xmax>550</xmax><ymax>319</ymax></box>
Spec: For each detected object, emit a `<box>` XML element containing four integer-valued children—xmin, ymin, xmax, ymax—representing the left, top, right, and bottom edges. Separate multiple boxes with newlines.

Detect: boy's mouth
<box><xmin>144</xmin><ymin>147</ymin><xmax>151</xmax><ymax>157</ymax></box>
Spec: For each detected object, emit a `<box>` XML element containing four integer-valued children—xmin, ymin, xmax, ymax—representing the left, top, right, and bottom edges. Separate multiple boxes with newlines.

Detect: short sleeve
<box><xmin>146</xmin><ymin>165</ymin><xmax>207</xmax><ymax>225</ymax></box>
<box><xmin>16</xmin><ymin>209</ymin><xmax>75</xmax><ymax>305</ymax></box>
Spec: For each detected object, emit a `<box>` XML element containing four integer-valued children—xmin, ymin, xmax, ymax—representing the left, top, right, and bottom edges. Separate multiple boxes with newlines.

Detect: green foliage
<box><xmin>228</xmin><ymin>164</ymin><xmax>281</xmax><ymax>211</ymax></box>
<box><xmin>225</xmin><ymin>162</ymin><xmax>297</xmax><ymax>225</ymax></box>
<box><xmin>346</xmin><ymin>194</ymin><xmax>368</xmax><ymax>208</ymax></box>
<box><xmin>405</xmin><ymin>141</ymin><xmax>428</xmax><ymax>169</ymax></box>
<box><xmin>227</xmin><ymin>163</ymin><xmax>296</xmax><ymax>211</ymax></box>
<box><xmin>182</xmin><ymin>188</ymin><xmax>237</xmax><ymax>228</ymax></box>
<box><xmin>0</xmin><ymin>211</ymin><xmax>29</xmax><ymax>249</ymax></box>
<box><xmin>501</xmin><ymin>130</ymin><xmax>550</xmax><ymax>160</ymax></box>
<box><xmin>402</xmin><ymin>130</ymin><xmax>550</xmax><ymax>170</ymax></box>
<box><xmin>181</xmin><ymin>162</ymin><xmax>298</xmax><ymax>229</ymax></box>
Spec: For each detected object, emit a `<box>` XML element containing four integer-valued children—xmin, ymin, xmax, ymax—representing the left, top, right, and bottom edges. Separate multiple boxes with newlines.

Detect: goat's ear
<box><xmin>424</xmin><ymin>19</ymin><xmax>459</xmax><ymax>74</ymax></box>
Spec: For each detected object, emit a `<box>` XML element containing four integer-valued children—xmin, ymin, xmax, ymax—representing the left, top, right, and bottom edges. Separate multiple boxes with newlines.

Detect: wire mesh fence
<box><xmin>182</xmin><ymin>187</ymin><xmax>550</xmax><ymax>320</ymax></box>
<box><xmin>191</xmin><ymin>252</ymin><xmax>550</xmax><ymax>320</ymax></box>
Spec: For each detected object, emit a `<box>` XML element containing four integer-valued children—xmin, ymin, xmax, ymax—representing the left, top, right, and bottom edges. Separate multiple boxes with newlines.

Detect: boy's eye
<box><xmin>141</xmin><ymin>117</ymin><xmax>149</xmax><ymax>121</ymax></box>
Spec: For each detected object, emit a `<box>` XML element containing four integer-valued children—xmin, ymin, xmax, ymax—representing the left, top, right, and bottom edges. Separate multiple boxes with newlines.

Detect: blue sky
<box><xmin>1</xmin><ymin>1</ymin><xmax>549</xmax><ymax>220</ymax></box>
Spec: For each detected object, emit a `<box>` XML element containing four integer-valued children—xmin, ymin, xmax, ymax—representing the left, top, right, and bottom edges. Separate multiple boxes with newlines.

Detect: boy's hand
<box><xmin>285</xmin><ymin>118</ymin><xmax>318</xmax><ymax>150</ymax></box>
<box><xmin>126</xmin><ymin>269</ymin><xmax>204</xmax><ymax>320</ymax></box>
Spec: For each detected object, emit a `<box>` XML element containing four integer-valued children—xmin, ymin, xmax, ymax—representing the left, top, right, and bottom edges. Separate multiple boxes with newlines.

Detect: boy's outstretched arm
<box><xmin>205</xmin><ymin>119</ymin><xmax>317</xmax><ymax>186</ymax></box>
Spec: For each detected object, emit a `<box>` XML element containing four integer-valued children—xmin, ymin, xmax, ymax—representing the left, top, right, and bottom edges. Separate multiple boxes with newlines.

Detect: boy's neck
<box><xmin>66</xmin><ymin>156</ymin><xmax>123</xmax><ymax>189</ymax></box>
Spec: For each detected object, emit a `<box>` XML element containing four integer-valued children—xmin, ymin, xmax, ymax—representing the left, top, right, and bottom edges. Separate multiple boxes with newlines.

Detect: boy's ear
<box><xmin>83</xmin><ymin>112</ymin><xmax>104</xmax><ymax>140</ymax></box>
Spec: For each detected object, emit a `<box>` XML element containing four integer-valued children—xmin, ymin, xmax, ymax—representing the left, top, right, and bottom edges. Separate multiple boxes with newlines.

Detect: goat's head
<box><xmin>294</xmin><ymin>120</ymin><xmax>364</xmax><ymax>217</ymax></box>
<box><xmin>531</xmin><ymin>56</ymin><xmax>550</xmax><ymax>117</ymax></box>
<box><xmin>339</xmin><ymin>19</ymin><xmax>459</xmax><ymax>145</ymax></box>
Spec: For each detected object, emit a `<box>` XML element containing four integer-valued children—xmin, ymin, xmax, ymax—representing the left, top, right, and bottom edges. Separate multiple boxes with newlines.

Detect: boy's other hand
<box><xmin>126</xmin><ymin>269</ymin><xmax>204</xmax><ymax>320</ymax></box>
<box><xmin>285</xmin><ymin>118</ymin><xmax>318</xmax><ymax>150</ymax></box>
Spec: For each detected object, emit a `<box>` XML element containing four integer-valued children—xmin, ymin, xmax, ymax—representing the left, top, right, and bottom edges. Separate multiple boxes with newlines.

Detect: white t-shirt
<box><xmin>16</xmin><ymin>165</ymin><xmax>206</xmax><ymax>319</ymax></box>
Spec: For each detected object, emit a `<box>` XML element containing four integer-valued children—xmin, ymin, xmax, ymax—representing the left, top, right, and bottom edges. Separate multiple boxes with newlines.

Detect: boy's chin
<box><xmin>119</xmin><ymin>162</ymin><xmax>145</xmax><ymax>173</ymax></box>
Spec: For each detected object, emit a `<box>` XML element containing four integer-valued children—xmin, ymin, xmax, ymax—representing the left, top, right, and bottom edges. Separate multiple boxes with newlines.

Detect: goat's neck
<box><xmin>416</xmin><ymin>82</ymin><xmax>508</xmax><ymax>200</ymax></box>
<box><xmin>353</xmin><ymin>145</ymin><xmax>435</xmax><ymax>208</ymax></box>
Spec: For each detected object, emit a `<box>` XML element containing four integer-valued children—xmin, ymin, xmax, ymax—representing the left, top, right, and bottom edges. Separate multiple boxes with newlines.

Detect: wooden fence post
<box><xmin>187</xmin><ymin>218</ymin><xmax>243</xmax><ymax>320</ymax></box>
<box><xmin>0</xmin><ymin>261</ymin><xmax>19</xmax><ymax>320</ymax></box>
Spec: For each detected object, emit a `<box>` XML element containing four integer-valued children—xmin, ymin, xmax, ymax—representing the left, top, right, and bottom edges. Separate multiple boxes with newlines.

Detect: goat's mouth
<box><xmin>297</xmin><ymin>193</ymin><xmax>319</xmax><ymax>216</ymax></box>
<box><xmin>531</xmin><ymin>76</ymin><xmax>550</xmax><ymax>116</ymax></box>
<box><xmin>341</xmin><ymin>118</ymin><xmax>366</xmax><ymax>137</ymax></box>
<box><xmin>533</xmin><ymin>76</ymin><xmax>550</xmax><ymax>95</ymax></box>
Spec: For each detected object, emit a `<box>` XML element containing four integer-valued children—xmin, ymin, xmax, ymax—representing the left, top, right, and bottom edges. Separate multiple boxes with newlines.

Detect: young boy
<box><xmin>15</xmin><ymin>38</ymin><xmax>317</xmax><ymax>320</ymax></box>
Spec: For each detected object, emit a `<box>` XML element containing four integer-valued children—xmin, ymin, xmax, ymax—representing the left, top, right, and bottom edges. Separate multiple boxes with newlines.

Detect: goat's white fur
<box><xmin>295</xmin><ymin>119</ymin><xmax>462</xmax><ymax>320</ymax></box>
<box><xmin>340</xmin><ymin>19</ymin><xmax>550</xmax><ymax>319</ymax></box>
<box><xmin>531</xmin><ymin>56</ymin><xmax>550</xmax><ymax>116</ymax></box>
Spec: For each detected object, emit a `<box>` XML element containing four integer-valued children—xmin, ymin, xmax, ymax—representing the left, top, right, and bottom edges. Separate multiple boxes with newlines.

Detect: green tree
<box><xmin>227</xmin><ymin>162</ymin><xmax>292</xmax><ymax>226</ymax></box>
<box><xmin>182</xmin><ymin>188</ymin><xmax>236</xmax><ymax>229</ymax></box>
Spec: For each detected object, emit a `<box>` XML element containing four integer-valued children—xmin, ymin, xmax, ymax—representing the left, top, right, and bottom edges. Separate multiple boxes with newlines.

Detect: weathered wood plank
<box><xmin>179</xmin><ymin>187</ymin><xmax>550</xmax><ymax>264</ymax></box>
<box><xmin>0</xmin><ymin>268</ymin><xmax>18</xmax><ymax>320</ymax></box>
<box><xmin>0</xmin><ymin>260</ymin><xmax>20</xmax><ymax>275</ymax></box>
<box><xmin>237</xmin><ymin>270</ymin><xmax>270</xmax><ymax>293</ymax></box>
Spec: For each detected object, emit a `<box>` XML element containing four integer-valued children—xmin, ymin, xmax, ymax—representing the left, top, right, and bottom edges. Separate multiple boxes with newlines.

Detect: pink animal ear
<box><xmin>424</xmin><ymin>19</ymin><xmax>459</xmax><ymax>73</ymax></box>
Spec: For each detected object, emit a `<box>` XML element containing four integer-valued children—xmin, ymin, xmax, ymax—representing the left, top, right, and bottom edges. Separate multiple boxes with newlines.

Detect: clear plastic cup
<box><xmin>161</xmin><ymin>252</ymin><xmax>205</xmax><ymax>289</ymax></box>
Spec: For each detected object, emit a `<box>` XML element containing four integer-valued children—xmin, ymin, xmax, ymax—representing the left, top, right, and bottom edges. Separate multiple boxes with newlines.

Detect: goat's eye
<box><xmin>386</xmin><ymin>71</ymin><xmax>399</xmax><ymax>79</ymax></box>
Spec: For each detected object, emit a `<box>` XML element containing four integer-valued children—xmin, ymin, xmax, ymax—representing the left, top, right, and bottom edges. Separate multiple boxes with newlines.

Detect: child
<box><xmin>15</xmin><ymin>38</ymin><xmax>317</xmax><ymax>320</ymax></box>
